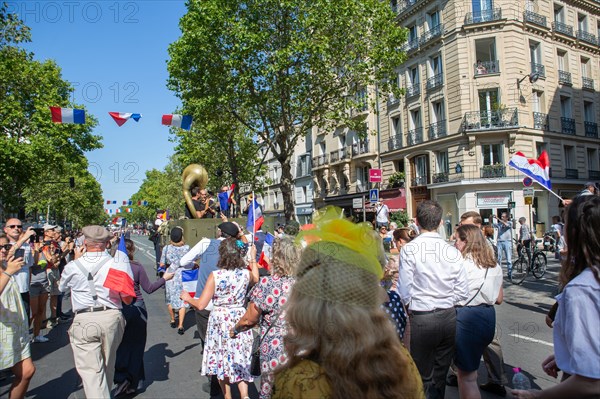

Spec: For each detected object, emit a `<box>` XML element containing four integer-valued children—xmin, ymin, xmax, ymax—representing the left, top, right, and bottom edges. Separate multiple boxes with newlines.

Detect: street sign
<box><xmin>524</xmin><ymin>197</ymin><xmax>533</xmax><ymax>205</ymax></box>
<box><xmin>369</xmin><ymin>169</ymin><xmax>382</xmax><ymax>183</ymax></box>
<box><xmin>523</xmin><ymin>177</ymin><xmax>533</xmax><ymax>187</ymax></box>
<box><xmin>352</xmin><ymin>198</ymin><xmax>363</xmax><ymax>208</ymax></box>
<box><xmin>369</xmin><ymin>188</ymin><xmax>379</xmax><ymax>203</ymax></box>
<box><xmin>523</xmin><ymin>187</ymin><xmax>534</xmax><ymax>198</ymax></box>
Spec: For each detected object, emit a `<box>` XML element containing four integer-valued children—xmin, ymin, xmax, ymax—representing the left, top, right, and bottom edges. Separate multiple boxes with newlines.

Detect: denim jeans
<box><xmin>497</xmin><ymin>240</ymin><xmax>512</xmax><ymax>275</ymax></box>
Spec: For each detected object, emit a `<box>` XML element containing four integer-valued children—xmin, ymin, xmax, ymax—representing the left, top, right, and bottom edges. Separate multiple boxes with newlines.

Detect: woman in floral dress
<box><xmin>230</xmin><ymin>236</ymin><xmax>301</xmax><ymax>398</ymax></box>
<box><xmin>181</xmin><ymin>237</ymin><xmax>259</xmax><ymax>399</ymax></box>
<box><xmin>159</xmin><ymin>227</ymin><xmax>190</xmax><ymax>334</ymax></box>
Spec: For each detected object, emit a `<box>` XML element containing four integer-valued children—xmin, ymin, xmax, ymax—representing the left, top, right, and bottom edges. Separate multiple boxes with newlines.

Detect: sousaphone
<box><xmin>182</xmin><ymin>164</ymin><xmax>208</xmax><ymax>219</ymax></box>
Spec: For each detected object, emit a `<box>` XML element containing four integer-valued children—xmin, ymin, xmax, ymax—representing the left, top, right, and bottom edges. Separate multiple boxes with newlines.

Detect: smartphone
<box><xmin>14</xmin><ymin>248</ymin><xmax>25</xmax><ymax>259</ymax></box>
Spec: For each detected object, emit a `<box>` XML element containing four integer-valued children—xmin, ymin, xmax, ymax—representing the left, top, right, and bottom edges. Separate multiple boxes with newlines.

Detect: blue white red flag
<box><xmin>50</xmin><ymin>107</ymin><xmax>85</xmax><ymax>124</ymax></box>
<box><xmin>103</xmin><ymin>236</ymin><xmax>135</xmax><ymax>297</ymax></box>
<box><xmin>181</xmin><ymin>269</ymin><xmax>198</xmax><ymax>298</ymax></box>
<box><xmin>246</xmin><ymin>199</ymin><xmax>264</xmax><ymax>233</ymax></box>
<box><xmin>162</xmin><ymin>114</ymin><xmax>193</xmax><ymax>130</ymax></box>
<box><xmin>217</xmin><ymin>184</ymin><xmax>236</xmax><ymax>212</ymax></box>
<box><xmin>109</xmin><ymin>112</ymin><xmax>142</xmax><ymax>127</ymax></box>
<box><xmin>509</xmin><ymin>150</ymin><xmax>551</xmax><ymax>190</ymax></box>
<box><xmin>265</xmin><ymin>232</ymin><xmax>275</xmax><ymax>246</ymax></box>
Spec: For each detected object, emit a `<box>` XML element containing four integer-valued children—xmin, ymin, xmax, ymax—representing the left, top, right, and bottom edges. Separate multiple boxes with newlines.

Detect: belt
<box><xmin>410</xmin><ymin>307</ymin><xmax>455</xmax><ymax>316</ymax></box>
<box><xmin>74</xmin><ymin>306</ymin><xmax>114</xmax><ymax>315</ymax></box>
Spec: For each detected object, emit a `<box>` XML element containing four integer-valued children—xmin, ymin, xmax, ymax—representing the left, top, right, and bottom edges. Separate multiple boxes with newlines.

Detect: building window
<box><xmin>578</xmin><ymin>13</ymin><xmax>588</xmax><ymax>32</ymax></box>
<box><xmin>482</xmin><ymin>143</ymin><xmax>503</xmax><ymax>166</ymax></box>
<box><xmin>319</xmin><ymin>141</ymin><xmax>326</xmax><ymax>155</ymax></box>
<box><xmin>584</xmin><ymin>101</ymin><xmax>595</xmax><ymax>123</ymax></box>
<box><xmin>536</xmin><ymin>142</ymin><xmax>547</xmax><ymax>158</ymax></box>
<box><xmin>427</xmin><ymin>10</ymin><xmax>441</xmax><ymax>30</ymax></box>
<box><xmin>560</xmin><ymin>96</ymin><xmax>572</xmax><ymax>118</ymax></box>
<box><xmin>532</xmin><ymin>90</ymin><xmax>544</xmax><ymax>113</ymax></box>
<box><xmin>471</xmin><ymin>0</ymin><xmax>493</xmax><ymax>21</ymax></box>
<box><xmin>409</xmin><ymin>108</ymin><xmax>421</xmax><ymax>130</ymax></box>
<box><xmin>553</xmin><ymin>4</ymin><xmax>564</xmax><ymax>24</ymax></box>
<box><xmin>557</xmin><ymin>50</ymin><xmax>568</xmax><ymax>72</ymax></box>
<box><xmin>529</xmin><ymin>40</ymin><xmax>544</xmax><ymax>77</ymax></box>
<box><xmin>356</xmin><ymin>166</ymin><xmax>370</xmax><ymax>192</ymax></box>
<box><xmin>409</xmin><ymin>25</ymin><xmax>418</xmax><ymax>42</ymax></box>
<box><xmin>392</xmin><ymin>115</ymin><xmax>401</xmax><ymax>136</ymax></box>
<box><xmin>474</xmin><ymin>37</ymin><xmax>498</xmax><ymax>75</ymax></box>
<box><xmin>564</xmin><ymin>145</ymin><xmax>575</xmax><ymax>169</ymax></box>
<box><xmin>581</xmin><ymin>57</ymin><xmax>591</xmax><ymax>79</ymax></box>
<box><xmin>588</xmin><ymin>148</ymin><xmax>599</xmax><ymax>172</ymax></box>
<box><xmin>339</xmin><ymin>133</ymin><xmax>346</xmax><ymax>148</ymax></box>
<box><xmin>478</xmin><ymin>88</ymin><xmax>499</xmax><ymax>113</ymax></box>
<box><xmin>297</xmin><ymin>153</ymin><xmax>311</xmax><ymax>177</ymax></box>
<box><xmin>437</xmin><ymin>151</ymin><xmax>449</xmax><ymax>173</ymax></box>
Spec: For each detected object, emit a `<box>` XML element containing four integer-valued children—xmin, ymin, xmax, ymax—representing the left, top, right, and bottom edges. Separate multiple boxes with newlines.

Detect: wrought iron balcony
<box><xmin>560</xmin><ymin>117</ymin><xmax>576</xmax><ymax>135</ymax></box>
<box><xmin>474</xmin><ymin>60</ymin><xmax>500</xmax><ymax>76</ymax></box>
<box><xmin>577</xmin><ymin>30</ymin><xmax>597</xmax><ymax>45</ymax></box>
<box><xmin>463</xmin><ymin>108</ymin><xmax>519</xmax><ymax>131</ymax></box>
<box><xmin>532</xmin><ymin>112</ymin><xmax>549</xmax><ymax>130</ymax></box>
<box><xmin>585</xmin><ymin>121</ymin><xmax>598</xmax><ymax>138</ymax></box>
<box><xmin>411</xmin><ymin>175</ymin><xmax>428</xmax><ymax>186</ymax></box>
<box><xmin>402</xmin><ymin>38</ymin><xmax>419</xmax><ymax>53</ymax></box>
<box><xmin>480</xmin><ymin>165</ymin><xmax>506</xmax><ymax>179</ymax></box>
<box><xmin>552</xmin><ymin>21</ymin><xmax>573</xmax><ymax>36</ymax></box>
<box><xmin>531</xmin><ymin>63</ymin><xmax>545</xmax><ymax>78</ymax></box>
<box><xmin>523</xmin><ymin>11</ymin><xmax>547</xmax><ymax>27</ymax></box>
<box><xmin>426</xmin><ymin>73</ymin><xmax>444</xmax><ymax>91</ymax></box>
<box><xmin>558</xmin><ymin>70</ymin><xmax>572</xmax><ymax>85</ymax></box>
<box><xmin>406</xmin><ymin>82</ymin><xmax>420</xmax><ymax>98</ymax></box>
<box><xmin>420</xmin><ymin>24</ymin><xmax>443</xmax><ymax>45</ymax></box>
<box><xmin>316</xmin><ymin>154</ymin><xmax>329</xmax><ymax>166</ymax></box>
<box><xmin>465</xmin><ymin>8</ymin><xmax>502</xmax><ymax>25</ymax></box>
<box><xmin>387</xmin><ymin>135</ymin><xmax>403</xmax><ymax>152</ymax></box>
<box><xmin>394</xmin><ymin>0</ymin><xmax>417</xmax><ymax>15</ymax></box>
<box><xmin>583</xmin><ymin>77</ymin><xmax>595</xmax><ymax>91</ymax></box>
<box><xmin>387</xmin><ymin>95</ymin><xmax>400</xmax><ymax>107</ymax></box>
<box><xmin>589</xmin><ymin>170</ymin><xmax>600</xmax><ymax>180</ymax></box>
<box><xmin>407</xmin><ymin>127</ymin><xmax>423</xmax><ymax>146</ymax></box>
<box><xmin>565</xmin><ymin>168</ymin><xmax>578</xmax><ymax>179</ymax></box>
<box><xmin>432</xmin><ymin>172</ymin><xmax>449</xmax><ymax>183</ymax></box>
<box><xmin>428</xmin><ymin>120</ymin><xmax>447</xmax><ymax>139</ymax></box>
<box><xmin>351</xmin><ymin>140</ymin><xmax>369</xmax><ymax>156</ymax></box>
<box><xmin>329</xmin><ymin>150</ymin><xmax>339</xmax><ymax>163</ymax></box>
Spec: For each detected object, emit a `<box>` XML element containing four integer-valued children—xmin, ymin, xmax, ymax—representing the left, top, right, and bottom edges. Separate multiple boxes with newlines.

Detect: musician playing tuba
<box><xmin>184</xmin><ymin>187</ymin><xmax>204</xmax><ymax>219</ymax></box>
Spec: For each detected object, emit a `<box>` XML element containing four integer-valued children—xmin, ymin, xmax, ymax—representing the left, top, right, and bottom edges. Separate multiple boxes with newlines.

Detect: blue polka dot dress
<box><xmin>381</xmin><ymin>290</ymin><xmax>407</xmax><ymax>340</ymax></box>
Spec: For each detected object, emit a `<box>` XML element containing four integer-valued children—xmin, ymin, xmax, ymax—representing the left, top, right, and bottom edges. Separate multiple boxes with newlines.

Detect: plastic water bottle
<box><xmin>512</xmin><ymin>367</ymin><xmax>531</xmax><ymax>390</ymax></box>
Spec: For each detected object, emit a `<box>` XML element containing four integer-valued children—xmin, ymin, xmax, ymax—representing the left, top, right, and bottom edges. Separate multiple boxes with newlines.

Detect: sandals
<box><xmin>170</xmin><ymin>320</ymin><xmax>176</xmax><ymax>328</ymax></box>
<box><xmin>178</xmin><ymin>327</ymin><xmax>184</xmax><ymax>335</ymax></box>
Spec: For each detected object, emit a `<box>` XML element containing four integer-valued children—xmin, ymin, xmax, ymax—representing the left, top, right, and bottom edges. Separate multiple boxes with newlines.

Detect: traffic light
<box><xmin>69</xmin><ymin>177</ymin><xmax>75</xmax><ymax>188</ymax></box>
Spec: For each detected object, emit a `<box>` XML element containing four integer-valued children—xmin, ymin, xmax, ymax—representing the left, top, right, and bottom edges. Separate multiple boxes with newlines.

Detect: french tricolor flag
<box><xmin>258</xmin><ymin>232</ymin><xmax>275</xmax><ymax>270</ymax></box>
<box><xmin>162</xmin><ymin>114</ymin><xmax>193</xmax><ymax>130</ymax></box>
<box><xmin>103</xmin><ymin>236</ymin><xmax>135</xmax><ymax>298</ymax></box>
<box><xmin>509</xmin><ymin>150</ymin><xmax>551</xmax><ymax>190</ymax></box>
<box><xmin>181</xmin><ymin>269</ymin><xmax>198</xmax><ymax>298</ymax></box>
<box><xmin>50</xmin><ymin>107</ymin><xmax>85</xmax><ymax>124</ymax></box>
<box><xmin>109</xmin><ymin>112</ymin><xmax>142</xmax><ymax>127</ymax></box>
<box><xmin>246</xmin><ymin>198</ymin><xmax>264</xmax><ymax>233</ymax></box>
<box><xmin>218</xmin><ymin>184</ymin><xmax>236</xmax><ymax>212</ymax></box>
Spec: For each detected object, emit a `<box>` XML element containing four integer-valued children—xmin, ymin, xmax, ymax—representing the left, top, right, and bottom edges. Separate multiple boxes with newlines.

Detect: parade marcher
<box><xmin>181</xmin><ymin>237</ymin><xmax>259</xmax><ymax>399</ymax></box>
<box><xmin>159</xmin><ymin>226</ymin><xmax>190</xmax><ymax>334</ymax></box>
<box><xmin>149</xmin><ymin>211</ymin><xmax>164</xmax><ymax>273</ymax></box>
<box><xmin>513</xmin><ymin>195</ymin><xmax>600</xmax><ymax>399</ymax></box>
<box><xmin>198</xmin><ymin>189</ymin><xmax>217</xmax><ymax>219</ymax></box>
<box><xmin>59</xmin><ymin>225</ymin><xmax>132</xmax><ymax>399</ymax></box>
<box><xmin>113</xmin><ymin>239</ymin><xmax>174</xmax><ymax>397</ymax></box>
<box><xmin>493</xmin><ymin>212</ymin><xmax>513</xmax><ymax>279</ymax></box>
<box><xmin>184</xmin><ymin>186</ymin><xmax>204</xmax><ymax>218</ymax></box>
<box><xmin>397</xmin><ymin>200</ymin><xmax>469</xmax><ymax>399</ymax></box>
<box><xmin>230</xmin><ymin>237</ymin><xmax>301</xmax><ymax>399</ymax></box>
<box><xmin>272</xmin><ymin>207</ymin><xmax>423</xmax><ymax>399</ymax></box>
<box><xmin>1</xmin><ymin>234</ymin><xmax>36</xmax><ymax>399</ymax></box>
<box><xmin>453</xmin><ymin>225</ymin><xmax>503</xmax><ymax>399</ymax></box>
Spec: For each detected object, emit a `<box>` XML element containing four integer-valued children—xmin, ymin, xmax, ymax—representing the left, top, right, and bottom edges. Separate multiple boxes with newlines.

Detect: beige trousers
<box><xmin>68</xmin><ymin>309</ymin><xmax>125</xmax><ymax>398</ymax></box>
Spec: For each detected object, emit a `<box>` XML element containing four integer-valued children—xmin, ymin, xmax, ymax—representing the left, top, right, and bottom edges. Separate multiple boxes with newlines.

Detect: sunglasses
<box><xmin>0</xmin><ymin>244</ymin><xmax>13</xmax><ymax>251</ymax></box>
<box><xmin>6</xmin><ymin>225</ymin><xmax>22</xmax><ymax>229</ymax></box>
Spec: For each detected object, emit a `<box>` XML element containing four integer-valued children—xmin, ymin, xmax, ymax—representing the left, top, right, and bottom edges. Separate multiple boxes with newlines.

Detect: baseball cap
<box><xmin>43</xmin><ymin>223</ymin><xmax>58</xmax><ymax>231</ymax></box>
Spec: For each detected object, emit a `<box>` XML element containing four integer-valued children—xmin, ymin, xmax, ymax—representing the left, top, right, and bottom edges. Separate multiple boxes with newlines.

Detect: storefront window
<box><xmin>437</xmin><ymin>194</ymin><xmax>458</xmax><ymax>239</ymax></box>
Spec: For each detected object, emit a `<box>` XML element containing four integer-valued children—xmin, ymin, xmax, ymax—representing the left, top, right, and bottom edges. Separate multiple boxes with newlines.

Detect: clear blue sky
<box><xmin>13</xmin><ymin>0</ymin><xmax>188</xmax><ymax>213</ymax></box>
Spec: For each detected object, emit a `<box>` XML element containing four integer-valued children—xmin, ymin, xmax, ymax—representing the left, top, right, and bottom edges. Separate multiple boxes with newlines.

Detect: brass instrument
<box><xmin>182</xmin><ymin>164</ymin><xmax>208</xmax><ymax>219</ymax></box>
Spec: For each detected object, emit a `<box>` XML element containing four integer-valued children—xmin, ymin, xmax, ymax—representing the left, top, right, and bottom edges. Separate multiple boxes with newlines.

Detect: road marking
<box><xmin>508</xmin><ymin>334</ymin><xmax>554</xmax><ymax>347</ymax></box>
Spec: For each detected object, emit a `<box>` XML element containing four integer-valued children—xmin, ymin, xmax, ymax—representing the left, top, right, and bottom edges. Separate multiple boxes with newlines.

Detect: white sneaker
<box><xmin>33</xmin><ymin>335</ymin><xmax>49</xmax><ymax>343</ymax></box>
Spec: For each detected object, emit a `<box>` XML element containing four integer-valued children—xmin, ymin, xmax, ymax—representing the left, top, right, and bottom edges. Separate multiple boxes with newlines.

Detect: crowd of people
<box><xmin>1</xmin><ymin>194</ymin><xmax>599</xmax><ymax>399</ymax></box>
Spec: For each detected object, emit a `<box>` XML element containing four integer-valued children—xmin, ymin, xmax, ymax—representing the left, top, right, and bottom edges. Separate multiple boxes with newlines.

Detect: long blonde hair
<box><xmin>456</xmin><ymin>224</ymin><xmax>496</xmax><ymax>268</ymax></box>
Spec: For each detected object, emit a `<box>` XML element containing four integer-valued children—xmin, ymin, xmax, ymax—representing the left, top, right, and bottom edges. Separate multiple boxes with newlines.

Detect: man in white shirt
<box><xmin>397</xmin><ymin>200</ymin><xmax>469</xmax><ymax>399</ymax></box>
<box><xmin>375</xmin><ymin>201</ymin><xmax>390</xmax><ymax>228</ymax></box>
<box><xmin>59</xmin><ymin>225</ymin><xmax>131</xmax><ymax>399</ymax></box>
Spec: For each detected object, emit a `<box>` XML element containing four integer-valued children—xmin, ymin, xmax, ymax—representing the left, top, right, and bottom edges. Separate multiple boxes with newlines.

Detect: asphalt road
<box><xmin>1</xmin><ymin>235</ymin><xmax>563</xmax><ymax>398</ymax></box>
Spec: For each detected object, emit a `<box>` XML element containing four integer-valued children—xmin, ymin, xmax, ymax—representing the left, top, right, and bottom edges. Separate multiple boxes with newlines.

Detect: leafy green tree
<box><xmin>167</xmin><ymin>0</ymin><xmax>407</xmax><ymax>220</ymax></box>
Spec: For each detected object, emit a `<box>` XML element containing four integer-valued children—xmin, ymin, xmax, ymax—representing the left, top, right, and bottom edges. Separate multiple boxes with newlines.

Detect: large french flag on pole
<box><xmin>246</xmin><ymin>198</ymin><xmax>264</xmax><ymax>233</ymax></box>
<box><xmin>50</xmin><ymin>107</ymin><xmax>85</xmax><ymax>124</ymax></box>
<box><xmin>162</xmin><ymin>114</ymin><xmax>193</xmax><ymax>130</ymax></box>
<box><xmin>181</xmin><ymin>269</ymin><xmax>198</xmax><ymax>298</ymax></box>
<box><xmin>103</xmin><ymin>236</ymin><xmax>136</xmax><ymax>297</ymax></box>
<box><xmin>109</xmin><ymin>112</ymin><xmax>142</xmax><ymax>127</ymax></box>
<box><xmin>218</xmin><ymin>184</ymin><xmax>236</xmax><ymax>212</ymax></box>
<box><xmin>509</xmin><ymin>150</ymin><xmax>552</xmax><ymax>190</ymax></box>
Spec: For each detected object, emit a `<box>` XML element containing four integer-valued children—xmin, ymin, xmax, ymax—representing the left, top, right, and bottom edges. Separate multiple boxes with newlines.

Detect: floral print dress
<box><xmin>202</xmin><ymin>268</ymin><xmax>254</xmax><ymax>383</ymax></box>
<box><xmin>0</xmin><ymin>276</ymin><xmax>31</xmax><ymax>369</ymax></box>
<box><xmin>249</xmin><ymin>275</ymin><xmax>295</xmax><ymax>399</ymax></box>
<box><xmin>160</xmin><ymin>244</ymin><xmax>191</xmax><ymax>309</ymax></box>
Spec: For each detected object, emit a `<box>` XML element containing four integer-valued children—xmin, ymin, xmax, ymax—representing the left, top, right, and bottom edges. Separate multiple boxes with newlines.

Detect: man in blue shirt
<box><xmin>493</xmin><ymin>212</ymin><xmax>513</xmax><ymax>279</ymax></box>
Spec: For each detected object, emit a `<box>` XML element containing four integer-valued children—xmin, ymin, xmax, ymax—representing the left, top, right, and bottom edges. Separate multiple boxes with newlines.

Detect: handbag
<box><xmin>249</xmin><ymin>310</ymin><xmax>281</xmax><ymax>377</ymax></box>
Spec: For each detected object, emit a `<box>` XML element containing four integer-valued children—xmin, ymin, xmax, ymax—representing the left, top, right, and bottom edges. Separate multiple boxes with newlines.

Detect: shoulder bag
<box><xmin>250</xmin><ymin>310</ymin><xmax>281</xmax><ymax>377</ymax></box>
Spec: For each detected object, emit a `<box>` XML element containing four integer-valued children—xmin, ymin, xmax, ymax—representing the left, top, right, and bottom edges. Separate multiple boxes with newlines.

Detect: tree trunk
<box><xmin>279</xmin><ymin>158</ymin><xmax>295</xmax><ymax>222</ymax></box>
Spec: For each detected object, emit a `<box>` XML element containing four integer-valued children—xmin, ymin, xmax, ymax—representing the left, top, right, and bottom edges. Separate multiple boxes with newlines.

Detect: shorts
<box><xmin>29</xmin><ymin>282</ymin><xmax>50</xmax><ymax>297</ymax></box>
<box><xmin>454</xmin><ymin>305</ymin><xmax>495</xmax><ymax>372</ymax></box>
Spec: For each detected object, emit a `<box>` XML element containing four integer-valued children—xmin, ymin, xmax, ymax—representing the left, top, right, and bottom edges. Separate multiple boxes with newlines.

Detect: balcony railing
<box><xmin>558</xmin><ymin>70</ymin><xmax>572</xmax><ymax>85</ymax></box>
<box><xmin>583</xmin><ymin>77</ymin><xmax>595</xmax><ymax>91</ymax></box>
<box><xmin>407</xmin><ymin>127</ymin><xmax>423</xmax><ymax>146</ymax></box>
<box><xmin>560</xmin><ymin>117</ymin><xmax>576</xmax><ymax>135</ymax></box>
<box><xmin>426</xmin><ymin>73</ymin><xmax>444</xmax><ymax>91</ymax></box>
<box><xmin>577</xmin><ymin>30</ymin><xmax>597</xmax><ymax>45</ymax></box>
<box><xmin>463</xmin><ymin>108</ymin><xmax>519</xmax><ymax>131</ymax></box>
<box><xmin>329</xmin><ymin>150</ymin><xmax>339</xmax><ymax>163</ymax></box>
<box><xmin>428</xmin><ymin>120</ymin><xmax>447</xmax><ymax>139</ymax></box>
<box><xmin>552</xmin><ymin>21</ymin><xmax>574</xmax><ymax>36</ymax></box>
<box><xmin>387</xmin><ymin>135</ymin><xmax>403</xmax><ymax>152</ymax></box>
<box><xmin>474</xmin><ymin>60</ymin><xmax>500</xmax><ymax>75</ymax></box>
<box><xmin>351</xmin><ymin>140</ymin><xmax>369</xmax><ymax>156</ymax></box>
<box><xmin>394</xmin><ymin>0</ymin><xmax>417</xmax><ymax>15</ymax></box>
<box><xmin>387</xmin><ymin>95</ymin><xmax>400</xmax><ymax>107</ymax></box>
<box><xmin>465</xmin><ymin>8</ymin><xmax>502</xmax><ymax>25</ymax></box>
<box><xmin>432</xmin><ymin>172</ymin><xmax>449</xmax><ymax>183</ymax></box>
<box><xmin>589</xmin><ymin>170</ymin><xmax>600</xmax><ymax>180</ymax></box>
<box><xmin>480</xmin><ymin>165</ymin><xmax>506</xmax><ymax>179</ymax></box>
<box><xmin>315</xmin><ymin>154</ymin><xmax>329</xmax><ymax>166</ymax></box>
<box><xmin>524</xmin><ymin>11</ymin><xmax>547</xmax><ymax>27</ymax></box>
<box><xmin>533</xmin><ymin>112</ymin><xmax>549</xmax><ymax>130</ymax></box>
<box><xmin>402</xmin><ymin>38</ymin><xmax>419</xmax><ymax>53</ymax></box>
<box><xmin>531</xmin><ymin>63</ymin><xmax>545</xmax><ymax>78</ymax></box>
<box><xmin>565</xmin><ymin>168</ymin><xmax>578</xmax><ymax>179</ymax></box>
<box><xmin>406</xmin><ymin>82</ymin><xmax>420</xmax><ymax>98</ymax></box>
<box><xmin>585</xmin><ymin>121</ymin><xmax>598</xmax><ymax>138</ymax></box>
<box><xmin>411</xmin><ymin>175</ymin><xmax>428</xmax><ymax>186</ymax></box>
<box><xmin>420</xmin><ymin>24</ymin><xmax>443</xmax><ymax>45</ymax></box>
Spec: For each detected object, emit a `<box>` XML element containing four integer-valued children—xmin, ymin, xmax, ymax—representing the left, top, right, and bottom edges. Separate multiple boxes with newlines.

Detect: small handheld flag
<box><xmin>181</xmin><ymin>269</ymin><xmax>199</xmax><ymax>298</ymax></box>
<box><xmin>50</xmin><ymin>107</ymin><xmax>85</xmax><ymax>124</ymax></box>
<box><xmin>246</xmin><ymin>198</ymin><xmax>264</xmax><ymax>233</ymax></box>
<box><xmin>103</xmin><ymin>236</ymin><xmax>135</xmax><ymax>297</ymax></box>
<box><xmin>109</xmin><ymin>112</ymin><xmax>142</xmax><ymax>127</ymax></box>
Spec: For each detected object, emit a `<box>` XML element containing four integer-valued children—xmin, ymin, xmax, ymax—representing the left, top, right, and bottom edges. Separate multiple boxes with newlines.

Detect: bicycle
<box><xmin>510</xmin><ymin>238</ymin><xmax>547</xmax><ymax>285</ymax></box>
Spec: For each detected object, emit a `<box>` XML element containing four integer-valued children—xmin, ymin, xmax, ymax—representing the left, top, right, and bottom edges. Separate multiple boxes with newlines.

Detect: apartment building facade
<box><xmin>312</xmin><ymin>0</ymin><xmax>600</xmax><ymax>232</ymax></box>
